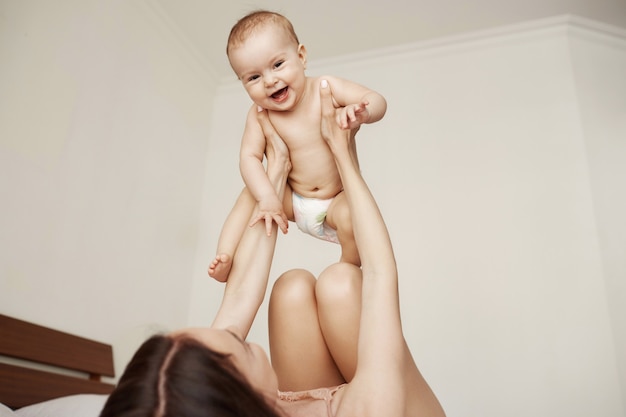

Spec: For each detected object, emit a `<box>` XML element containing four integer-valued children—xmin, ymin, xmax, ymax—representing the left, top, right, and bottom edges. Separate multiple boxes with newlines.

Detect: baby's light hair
<box><xmin>226</xmin><ymin>10</ymin><xmax>300</xmax><ymax>57</ymax></box>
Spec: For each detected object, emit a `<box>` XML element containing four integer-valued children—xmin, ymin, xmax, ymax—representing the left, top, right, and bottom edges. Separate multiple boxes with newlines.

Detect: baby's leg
<box><xmin>326</xmin><ymin>191</ymin><xmax>361</xmax><ymax>267</ymax></box>
<box><xmin>208</xmin><ymin>188</ymin><xmax>256</xmax><ymax>282</ymax></box>
<box><xmin>281</xmin><ymin>182</ymin><xmax>295</xmax><ymax>222</ymax></box>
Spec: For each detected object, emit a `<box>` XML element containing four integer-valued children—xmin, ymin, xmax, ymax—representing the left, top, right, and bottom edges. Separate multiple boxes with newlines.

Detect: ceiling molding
<box><xmin>303</xmin><ymin>15</ymin><xmax>625</xmax><ymax>79</ymax></box>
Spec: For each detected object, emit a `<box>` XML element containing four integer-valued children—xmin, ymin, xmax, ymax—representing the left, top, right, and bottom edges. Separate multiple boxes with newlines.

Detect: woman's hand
<box><xmin>320</xmin><ymin>80</ymin><xmax>361</xmax><ymax>174</ymax></box>
<box><xmin>257</xmin><ymin>106</ymin><xmax>291</xmax><ymax>174</ymax></box>
<box><xmin>320</xmin><ymin>80</ymin><xmax>351</xmax><ymax>154</ymax></box>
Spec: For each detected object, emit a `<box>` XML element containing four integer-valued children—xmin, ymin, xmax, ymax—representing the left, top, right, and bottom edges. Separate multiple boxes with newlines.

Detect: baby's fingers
<box><xmin>248</xmin><ymin>212</ymin><xmax>263</xmax><ymax>228</ymax></box>
<box><xmin>345</xmin><ymin>106</ymin><xmax>355</xmax><ymax>122</ymax></box>
<box><xmin>265</xmin><ymin>215</ymin><xmax>274</xmax><ymax>236</ymax></box>
<box><xmin>337</xmin><ymin>108</ymin><xmax>351</xmax><ymax>129</ymax></box>
<box><xmin>274</xmin><ymin>214</ymin><xmax>289</xmax><ymax>234</ymax></box>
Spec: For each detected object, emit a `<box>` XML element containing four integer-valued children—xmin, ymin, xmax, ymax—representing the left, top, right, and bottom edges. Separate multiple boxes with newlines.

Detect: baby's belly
<box><xmin>285</xmin><ymin>143</ymin><xmax>342</xmax><ymax>199</ymax></box>
<box><xmin>288</xmin><ymin>173</ymin><xmax>342</xmax><ymax>200</ymax></box>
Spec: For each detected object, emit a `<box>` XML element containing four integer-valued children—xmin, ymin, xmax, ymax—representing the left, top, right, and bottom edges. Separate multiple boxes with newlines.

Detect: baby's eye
<box><xmin>247</xmin><ymin>74</ymin><xmax>260</xmax><ymax>82</ymax></box>
<box><xmin>274</xmin><ymin>60</ymin><xmax>284</xmax><ymax>69</ymax></box>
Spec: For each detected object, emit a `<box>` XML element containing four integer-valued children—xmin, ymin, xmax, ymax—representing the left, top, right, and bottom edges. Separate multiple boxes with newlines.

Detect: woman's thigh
<box><xmin>315</xmin><ymin>262</ymin><xmax>362</xmax><ymax>382</ymax></box>
<box><xmin>268</xmin><ymin>269</ymin><xmax>344</xmax><ymax>391</ymax></box>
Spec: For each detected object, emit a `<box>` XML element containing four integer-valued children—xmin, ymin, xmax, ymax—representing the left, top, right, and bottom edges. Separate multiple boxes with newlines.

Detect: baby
<box><xmin>209</xmin><ymin>10</ymin><xmax>387</xmax><ymax>281</ymax></box>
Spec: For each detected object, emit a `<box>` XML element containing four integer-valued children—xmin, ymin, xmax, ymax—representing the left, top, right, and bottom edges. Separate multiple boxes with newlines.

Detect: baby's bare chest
<box><xmin>269</xmin><ymin>111</ymin><xmax>326</xmax><ymax>154</ymax></box>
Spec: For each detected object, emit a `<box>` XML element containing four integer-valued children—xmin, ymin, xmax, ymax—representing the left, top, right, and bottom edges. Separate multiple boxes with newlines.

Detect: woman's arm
<box><xmin>319</xmin><ymin>80</ymin><xmax>408</xmax><ymax>417</ymax></box>
<box><xmin>321</xmin><ymin>79</ymin><xmax>403</xmax><ymax>360</ymax></box>
<box><xmin>211</xmin><ymin>108</ymin><xmax>291</xmax><ymax>337</ymax></box>
<box><xmin>323</xmin><ymin>79</ymin><xmax>445</xmax><ymax>417</ymax></box>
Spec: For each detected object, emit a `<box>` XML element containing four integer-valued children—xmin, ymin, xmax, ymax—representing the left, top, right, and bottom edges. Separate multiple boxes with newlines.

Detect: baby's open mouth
<box><xmin>271</xmin><ymin>87</ymin><xmax>288</xmax><ymax>101</ymax></box>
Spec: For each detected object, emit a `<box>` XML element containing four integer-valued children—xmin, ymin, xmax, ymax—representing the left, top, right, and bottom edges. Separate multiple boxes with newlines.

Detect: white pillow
<box><xmin>14</xmin><ymin>394</ymin><xmax>108</xmax><ymax>417</ymax></box>
<box><xmin>0</xmin><ymin>402</ymin><xmax>15</xmax><ymax>417</ymax></box>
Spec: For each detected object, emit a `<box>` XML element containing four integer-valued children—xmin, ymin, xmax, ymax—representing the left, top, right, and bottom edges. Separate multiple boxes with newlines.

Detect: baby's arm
<box><xmin>322</xmin><ymin>75</ymin><xmax>387</xmax><ymax>130</ymax></box>
<box><xmin>239</xmin><ymin>105</ymin><xmax>289</xmax><ymax>236</ymax></box>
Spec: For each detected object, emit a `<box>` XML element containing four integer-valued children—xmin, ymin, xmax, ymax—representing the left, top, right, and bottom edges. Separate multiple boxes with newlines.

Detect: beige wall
<box><xmin>570</xmin><ymin>23</ymin><xmax>626</xmax><ymax>409</ymax></box>
<box><xmin>0</xmin><ymin>0</ymin><xmax>217</xmax><ymax>379</ymax></box>
<box><xmin>1</xmin><ymin>3</ymin><xmax>624</xmax><ymax>416</ymax></box>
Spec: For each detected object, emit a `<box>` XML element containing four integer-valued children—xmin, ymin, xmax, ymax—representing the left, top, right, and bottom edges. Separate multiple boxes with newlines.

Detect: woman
<box><xmin>100</xmin><ymin>80</ymin><xmax>445</xmax><ymax>417</ymax></box>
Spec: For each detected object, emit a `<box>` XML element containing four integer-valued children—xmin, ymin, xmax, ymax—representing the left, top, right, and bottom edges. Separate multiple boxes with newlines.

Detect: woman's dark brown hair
<box><xmin>99</xmin><ymin>335</ymin><xmax>281</xmax><ymax>417</ymax></box>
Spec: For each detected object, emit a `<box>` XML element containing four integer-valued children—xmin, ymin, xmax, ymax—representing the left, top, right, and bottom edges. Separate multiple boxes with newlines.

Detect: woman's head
<box><xmin>100</xmin><ymin>328</ymin><xmax>280</xmax><ymax>417</ymax></box>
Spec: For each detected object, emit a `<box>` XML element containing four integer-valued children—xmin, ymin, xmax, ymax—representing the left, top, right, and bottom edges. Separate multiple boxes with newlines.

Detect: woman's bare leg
<box><xmin>315</xmin><ymin>262</ymin><xmax>362</xmax><ymax>382</ymax></box>
<box><xmin>269</xmin><ymin>269</ymin><xmax>344</xmax><ymax>391</ymax></box>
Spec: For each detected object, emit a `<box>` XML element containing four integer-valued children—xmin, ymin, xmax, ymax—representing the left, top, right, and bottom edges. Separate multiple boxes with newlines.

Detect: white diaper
<box><xmin>292</xmin><ymin>192</ymin><xmax>339</xmax><ymax>244</ymax></box>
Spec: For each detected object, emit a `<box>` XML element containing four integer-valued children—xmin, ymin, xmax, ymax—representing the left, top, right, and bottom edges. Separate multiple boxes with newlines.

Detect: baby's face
<box><xmin>228</xmin><ymin>24</ymin><xmax>307</xmax><ymax>112</ymax></box>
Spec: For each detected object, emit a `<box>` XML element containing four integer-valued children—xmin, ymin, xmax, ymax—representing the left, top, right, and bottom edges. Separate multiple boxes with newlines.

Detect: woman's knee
<box><xmin>316</xmin><ymin>263</ymin><xmax>361</xmax><ymax>306</ymax></box>
<box><xmin>270</xmin><ymin>269</ymin><xmax>316</xmax><ymax>311</ymax></box>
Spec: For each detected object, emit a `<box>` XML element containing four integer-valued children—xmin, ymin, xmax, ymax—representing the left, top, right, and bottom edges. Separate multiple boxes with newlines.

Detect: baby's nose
<box><xmin>264</xmin><ymin>76</ymin><xmax>278</xmax><ymax>87</ymax></box>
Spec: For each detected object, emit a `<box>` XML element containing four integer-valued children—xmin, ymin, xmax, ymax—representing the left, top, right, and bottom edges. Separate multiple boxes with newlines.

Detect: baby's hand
<box><xmin>249</xmin><ymin>196</ymin><xmax>289</xmax><ymax>236</ymax></box>
<box><xmin>337</xmin><ymin>100</ymin><xmax>370</xmax><ymax>130</ymax></box>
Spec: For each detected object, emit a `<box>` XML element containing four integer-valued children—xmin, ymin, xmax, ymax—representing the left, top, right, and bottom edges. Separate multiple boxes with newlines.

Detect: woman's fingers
<box><xmin>319</xmin><ymin>79</ymin><xmax>336</xmax><ymax>127</ymax></box>
<box><xmin>256</xmin><ymin>106</ymin><xmax>275</xmax><ymax>134</ymax></box>
<box><xmin>257</xmin><ymin>106</ymin><xmax>290</xmax><ymax>164</ymax></box>
<box><xmin>320</xmin><ymin>79</ymin><xmax>337</xmax><ymax>143</ymax></box>
<box><xmin>320</xmin><ymin>79</ymin><xmax>351</xmax><ymax>154</ymax></box>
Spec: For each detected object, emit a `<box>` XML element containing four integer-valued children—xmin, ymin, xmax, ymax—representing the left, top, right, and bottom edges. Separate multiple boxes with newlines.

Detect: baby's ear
<box><xmin>298</xmin><ymin>44</ymin><xmax>307</xmax><ymax>67</ymax></box>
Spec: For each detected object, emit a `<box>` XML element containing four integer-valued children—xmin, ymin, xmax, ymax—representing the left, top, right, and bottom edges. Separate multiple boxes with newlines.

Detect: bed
<box><xmin>0</xmin><ymin>314</ymin><xmax>115</xmax><ymax>416</ymax></box>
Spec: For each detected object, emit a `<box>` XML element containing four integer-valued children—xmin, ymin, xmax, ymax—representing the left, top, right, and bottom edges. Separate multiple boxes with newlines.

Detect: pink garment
<box><xmin>278</xmin><ymin>384</ymin><xmax>346</xmax><ymax>417</ymax></box>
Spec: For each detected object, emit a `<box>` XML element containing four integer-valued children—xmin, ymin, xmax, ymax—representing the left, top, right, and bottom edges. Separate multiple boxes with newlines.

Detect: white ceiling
<box><xmin>153</xmin><ymin>0</ymin><xmax>626</xmax><ymax>80</ymax></box>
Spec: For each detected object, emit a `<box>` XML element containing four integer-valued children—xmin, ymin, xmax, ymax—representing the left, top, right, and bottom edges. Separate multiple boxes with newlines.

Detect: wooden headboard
<box><xmin>0</xmin><ymin>314</ymin><xmax>115</xmax><ymax>409</ymax></box>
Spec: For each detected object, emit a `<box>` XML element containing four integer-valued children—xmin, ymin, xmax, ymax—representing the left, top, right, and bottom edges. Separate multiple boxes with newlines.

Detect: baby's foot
<box><xmin>208</xmin><ymin>253</ymin><xmax>232</xmax><ymax>283</ymax></box>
